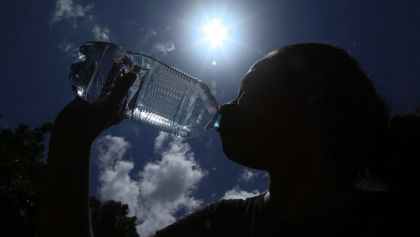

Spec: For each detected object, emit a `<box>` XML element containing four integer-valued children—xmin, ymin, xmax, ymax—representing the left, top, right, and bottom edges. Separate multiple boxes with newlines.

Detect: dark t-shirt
<box><xmin>155</xmin><ymin>192</ymin><xmax>399</xmax><ymax>237</ymax></box>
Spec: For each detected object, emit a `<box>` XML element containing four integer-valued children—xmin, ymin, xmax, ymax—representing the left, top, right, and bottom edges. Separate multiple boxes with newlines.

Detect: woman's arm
<box><xmin>39</xmin><ymin>121</ymin><xmax>94</xmax><ymax>237</ymax></box>
<box><xmin>38</xmin><ymin>71</ymin><xmax>136</xmax><ymax>237</ymax></box>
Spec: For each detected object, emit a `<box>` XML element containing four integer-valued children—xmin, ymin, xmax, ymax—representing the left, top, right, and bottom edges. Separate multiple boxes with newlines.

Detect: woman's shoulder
<box><xmin>155</xmin><ymin>193</ymin><xmax>266</xmax><ymax>236</ymax></box>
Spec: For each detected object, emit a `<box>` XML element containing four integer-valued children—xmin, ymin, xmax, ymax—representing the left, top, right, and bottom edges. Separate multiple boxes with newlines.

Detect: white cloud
<box><xmin>92</xmin><ymin>25</ymin><xmax>110</xmax><ymax>41</ymax></box>
<box><xmin>139</xmin><ymin>27</ymin><xmax>157</xmax><ymax>45</ymax></box>
<box><xmin>58</xmin><ymin>41</ymin><xmax>78</xmax><ymax>57</ymax></box>
<box><xmin>50</xmin><ymin>0</ymin><xmax>94</xmax><ymax>26</ymax></box>
<box><xmin>222</xmin><ymin>186</ymin><xmax>261</xmax><ymax>200</ymax></box>
<box><xmin>240</xmin><ymin>169</ymin><xmax>258</xmax><ymax>182</ymax></box>
<box><xmin>96</xmin><ymin>135</ymin><xmax>140</xmax><ymax>216</ymax></box>
<box><xmin>154</xmin><ymin>131</ymin><xmax>169</xmax><ymax>151</ymax></box>
<box><xmin>96</xmin><ymin>136</ymin><xmax>129</xmax><ymax>167</ymax></box>
<box><xmin>136</xmin><ymin>132</ymin><xmax>206</xmax><ymax>236</ymax></box>
<box><xmin>58</xmin><ymin>41</ymin><xmax>75</xmax><ymax>52</ymax></box>
<box><xmin>239</xmin><ymin>168</ymin><xmax>269</xmax><ymax>184</ymax></box>
<box><xmin>152</xmin><ymin>41</ymin><xmax>176</xmax><ymax>54</ymax></box>
<box><xmin>96</xmin><ymin>132</ymin><xmax>206</xmax><ymax>237</ymax></box>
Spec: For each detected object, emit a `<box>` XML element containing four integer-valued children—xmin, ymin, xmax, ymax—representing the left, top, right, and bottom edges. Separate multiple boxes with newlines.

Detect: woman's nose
<box><xmin>218</xmin><ymin>100</ymin><xmax>240</xmax><ymax>132</ymax></box>
<box><xmin>220</xmin><ymin>100</ymin><xmax>239</xmax><ymax>120</ymax></box>
<box><xmin>220</xmin><ymin>100</ymin><xmax>237</xmax><ymax>113</ymax></box>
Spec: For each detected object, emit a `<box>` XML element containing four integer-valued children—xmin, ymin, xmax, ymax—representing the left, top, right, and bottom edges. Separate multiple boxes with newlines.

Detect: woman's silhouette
<box><xmin>39</xmin><ymin>43</ymin><xmax>419</xmax><ymax>237</ymax></box>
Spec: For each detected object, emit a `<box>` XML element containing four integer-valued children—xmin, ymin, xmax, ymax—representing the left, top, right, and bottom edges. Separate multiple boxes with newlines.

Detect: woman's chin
<box><xmin>222</xmin><ymin>143</ymin><xmax>266</xmax><ymax>170</ymax></box>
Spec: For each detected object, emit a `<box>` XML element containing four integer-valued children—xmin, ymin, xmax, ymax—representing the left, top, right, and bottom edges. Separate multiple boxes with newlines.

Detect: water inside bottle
<box><xmin>124</xmin><ymin>52</ymin><xmax>220</xmax><ymax>137</ymax></box>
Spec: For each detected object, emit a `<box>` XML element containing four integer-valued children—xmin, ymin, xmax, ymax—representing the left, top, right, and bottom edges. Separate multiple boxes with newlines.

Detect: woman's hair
<box><xmin>264</xmin><ymin>43</ymin><xmax>420</xmax><ymax>191</ymax></box>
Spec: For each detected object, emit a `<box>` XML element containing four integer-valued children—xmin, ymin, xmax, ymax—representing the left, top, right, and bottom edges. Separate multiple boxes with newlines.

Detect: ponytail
<box><xmin>363</xmin><ymin>109</ymin><xmax>420</xmax><ymax>192</ymax></box>
<box><xmin>387</xmin><ymin>110</ymin><xmax>420</xmax><ymax>191</ymax></box>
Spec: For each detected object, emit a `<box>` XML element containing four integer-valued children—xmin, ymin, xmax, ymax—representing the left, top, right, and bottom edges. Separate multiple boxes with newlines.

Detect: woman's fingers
<box><xmin>132</xmin><ymin>64</ymin><xmax>141</xmax><ymax>74</ymax></box>
<box><xmin>107</xmin><ymin>72</ymin><xmax>137</xmax><ymax>106</ymax></box>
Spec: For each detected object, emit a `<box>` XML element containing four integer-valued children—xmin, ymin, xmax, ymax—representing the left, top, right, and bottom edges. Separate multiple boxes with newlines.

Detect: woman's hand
<box><xmin>53</xmin><ymin>67</ymin><xmax>137</xmax><ymax>144</ymax></box>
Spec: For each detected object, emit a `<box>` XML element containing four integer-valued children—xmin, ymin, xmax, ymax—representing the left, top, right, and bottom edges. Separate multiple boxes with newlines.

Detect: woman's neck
<box><xmin>263</xmin><ymin>152</ymin><xmax>366</xmax><ymax>223</ymax></box>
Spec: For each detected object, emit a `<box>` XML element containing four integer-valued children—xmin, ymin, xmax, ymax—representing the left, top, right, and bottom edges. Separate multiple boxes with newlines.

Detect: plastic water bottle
<box><xmin>69</xmin><ymin>41</ymin><xmax>220</xmax><ymax>138</ymax></box>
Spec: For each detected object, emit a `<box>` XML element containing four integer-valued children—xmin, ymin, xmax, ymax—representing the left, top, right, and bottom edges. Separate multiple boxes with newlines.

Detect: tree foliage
<box><xmin>91</xmin><ymin>197</ymin><xmax>139</xmax><ymax>237</ymax></box>
<box><xmin>0</xmin><ymin>123</ymin><xmax>52</xmax><ymax>237</ymax></box>
<box><xmin>0</xmin><ymin>124</ymin><xmax>139</xmax><ymax>237</ymax></box>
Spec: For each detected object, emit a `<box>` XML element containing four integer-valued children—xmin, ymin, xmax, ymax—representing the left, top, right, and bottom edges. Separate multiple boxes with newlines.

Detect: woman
<box><xmin>39</xmin><ymin>43</ymin><xmax>419</xmax><ymax>237</ymax></box>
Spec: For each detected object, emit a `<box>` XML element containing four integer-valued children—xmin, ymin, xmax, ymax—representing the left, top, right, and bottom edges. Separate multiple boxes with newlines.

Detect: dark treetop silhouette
<box><xmin>39</xmin><ymin>43</ymin><xmax>419</xmax><ymax>237</ymax></box>
<box><xmin>0</xmin><ymin>123</ymin><xmax>139</xmax><ymax>237</ymax></box>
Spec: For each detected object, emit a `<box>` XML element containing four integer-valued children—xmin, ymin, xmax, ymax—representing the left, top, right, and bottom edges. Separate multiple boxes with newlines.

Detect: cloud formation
<box><xmin>50</xmin><ymin>0</ymin><xmax>93</xmax><ymax>26</ymax></box>
<box><xmin>51</xmin><ymin>1</ymin><xmax>111</xmax><ymax>53</ymax></box>
<box><xmin>92</xmin><ymin>24</ymin><xmax>110</xmax><ymax>41</ymax></box>
<box><xmin>137</xmin><ymin>133</ymin><xmax>206</xmax><ymax>236</ymax></box>
<box><xmin>96</xmin><ymin>132</ymin><xmax>206</xmax><ymax>237</ymax></box>
<box><xmin>222</xmin><ymin>186</ymin><xmax>261</xmax><ymax>200</ymax></box>
<box><xmin>152</xmin><ymin>41</ymin><xmax>176</xmax><ymax>54</ymax></box>
<box><xmin>138</xmin><ymin>27</ymin><xmax>158</xmax><ymax>45</ymax></box>
<box><xmin>58</xmin><ymin>41</ymin><xmax>77</xmax><ymax>52</ymax></box>
<box><xmin>96</xmin><ymin>135</ymin><xmax>140</xmax><ymax>216</ymax></box>
<box><xmin>240</xmin><ymin>169</ymin><xmax>259</xmax><ymax>182</ymax></box>
<box><xmin>154</xmin><ymin>132</ymin><xmax>169</xmax><ymax>152</ymax></box>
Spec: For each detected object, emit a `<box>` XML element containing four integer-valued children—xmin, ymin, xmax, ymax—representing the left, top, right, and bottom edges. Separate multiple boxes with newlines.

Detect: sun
<box><xmin>202</xmin><ymin>18</ymin><xmax>227</xmax><ymax>49</ymax></box>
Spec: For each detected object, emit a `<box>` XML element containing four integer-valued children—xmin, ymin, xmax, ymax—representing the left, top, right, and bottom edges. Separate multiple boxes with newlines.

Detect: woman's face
<box><xmin>218</xmin><ymin>53</ymin><xmax>326</xmax><ymax>171</ymax></box>
<box><xmin>218</xmin><ymin>58</ymin><xmax>289</xmax><ymax>170</ymax></box>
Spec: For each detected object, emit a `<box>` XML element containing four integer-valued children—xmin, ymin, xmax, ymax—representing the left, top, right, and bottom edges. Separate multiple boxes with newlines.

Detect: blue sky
<box><xmin>2</xmin><ymin>0</ymin><xmax>420</xmax><ymax>236</ymax></box>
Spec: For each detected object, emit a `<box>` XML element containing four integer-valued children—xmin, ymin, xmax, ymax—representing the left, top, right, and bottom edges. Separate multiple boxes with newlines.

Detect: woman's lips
<box><xmin>219</xmin><ymin>126</ymin><xmax>242</xmax><ymax>137</ymax></box>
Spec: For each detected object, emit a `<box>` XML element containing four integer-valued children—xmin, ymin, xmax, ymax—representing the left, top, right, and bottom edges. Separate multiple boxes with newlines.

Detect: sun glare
<box><xmin>202</xmin><ymin>18</ymin><xmax>227</xmax><ymax>48</ymax></box>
